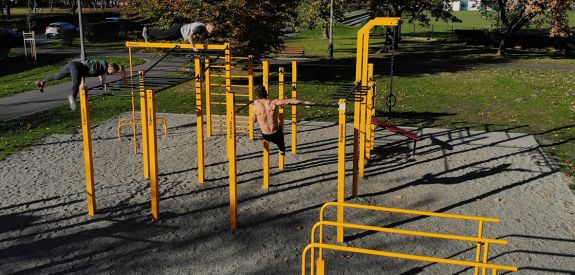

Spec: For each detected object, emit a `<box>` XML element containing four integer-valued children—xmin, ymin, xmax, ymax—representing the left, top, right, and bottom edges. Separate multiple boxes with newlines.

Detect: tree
<box><xmin>295</xmin><ymin>0</ymin><xmax>348</xmax><ymax>39</ymax></box>
<box><xmin>123</xmin><ymin>0</ymin><xmax>297</xmax><ymax>56</ymax></box>
<box><xmin>481</xmin><ymin>0</ymin><xmax>573</xmax><ymax>56</ymax></box>
<box><xmin>363</xmin><ymin>0</ymin><xmax>460</xmax><ymax>49</ymax></box>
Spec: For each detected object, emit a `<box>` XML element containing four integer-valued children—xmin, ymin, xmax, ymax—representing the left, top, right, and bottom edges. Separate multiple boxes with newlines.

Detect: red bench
<box><xmin>372</xmin><ymin>118</ymin><xmax>418</xmax><ymax>153</ymax></box>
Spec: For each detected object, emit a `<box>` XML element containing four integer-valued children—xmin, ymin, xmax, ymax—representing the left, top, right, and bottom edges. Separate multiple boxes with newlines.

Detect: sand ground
<box><xmin>1</xmin><ymin>113</ymin><xmax>574</xmax><ymax>274</ymax></box>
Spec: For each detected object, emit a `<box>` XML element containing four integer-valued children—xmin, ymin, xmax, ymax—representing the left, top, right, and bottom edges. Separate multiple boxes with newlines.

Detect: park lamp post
<box><xmin>329</xmin><ymin>0</ymin><xmax>334</xmax><ymax>60</ymax></box>
<box><xmin>77</xmin><ymin>0</ymin><xmax>86</xmax><ymax>61</ymax></box>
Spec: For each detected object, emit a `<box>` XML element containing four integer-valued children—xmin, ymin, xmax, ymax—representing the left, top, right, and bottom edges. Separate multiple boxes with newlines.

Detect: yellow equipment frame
<box><xmin>303</xmin><ymin>202</ymin><xmax>518</xmax><ymax>275</ymax></box>
<box><xmin>352</xmin><ymin>17</ymin><xmax>401</xmax><ymax>197</ymax></box>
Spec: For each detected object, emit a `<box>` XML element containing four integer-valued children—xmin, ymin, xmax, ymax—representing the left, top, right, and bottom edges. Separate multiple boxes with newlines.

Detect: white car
<box><xmin>45</xmin><ymin>22</ymin><xmax>78</xmax><ymax>38</ymax></box>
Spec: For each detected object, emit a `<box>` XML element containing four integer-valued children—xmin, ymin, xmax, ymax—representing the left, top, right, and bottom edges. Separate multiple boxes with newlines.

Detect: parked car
<box><xmin>0</xmin><ymin>28</ymin><xmax>22</xmax><ymax>58</ymax></box>
<box><xmin>45</xmin><ymin>22</ymin><xmax>78</xmax><ymax>38</ymax></box>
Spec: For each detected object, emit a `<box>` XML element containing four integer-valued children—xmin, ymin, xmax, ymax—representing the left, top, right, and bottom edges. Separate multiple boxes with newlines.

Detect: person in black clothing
<box><xmin>36</xmin><ymin>60</ymin><xmax>127</xmax><ymax>110</ymax></box>
<box><xmin>142</xmin><ymin>22</ymin><xmax>215</xmax><ymax>51</ymax></box>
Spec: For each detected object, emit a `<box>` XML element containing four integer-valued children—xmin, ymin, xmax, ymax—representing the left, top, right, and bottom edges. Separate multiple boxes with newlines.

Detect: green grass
<box><xmin>0</xmin><ymin>55</ymin><xmax>145</xmax><ymax>98</ymax></box>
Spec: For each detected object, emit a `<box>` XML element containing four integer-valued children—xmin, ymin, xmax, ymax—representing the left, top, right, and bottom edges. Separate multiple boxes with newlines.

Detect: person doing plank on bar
<box><xmin>252</xmin><ymin>86</ymin><xmax>306</xmax><ymax>156</ymax></box>
<box><xmin>142</xmin><ymin>22</ymin><xmax>215</xmax><ymax>52</ymax></box>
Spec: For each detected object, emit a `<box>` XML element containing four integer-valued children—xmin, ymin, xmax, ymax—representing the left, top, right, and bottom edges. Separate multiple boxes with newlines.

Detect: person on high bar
<box><xmin>253</xmin><ymin>86</ymin><xmax>304</xmax><ymax>156</ymax></box>
<box><xmin>142</xmin><ymin>22</ymin><xmax>215</xmax><ymax>52</ymax></box>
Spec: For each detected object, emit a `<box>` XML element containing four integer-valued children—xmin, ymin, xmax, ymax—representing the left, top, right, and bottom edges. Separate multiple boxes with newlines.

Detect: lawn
<box><xmin>0</xmin><ymin>54</ymin><xmax>145</xmax><ymax>98</ymax></box>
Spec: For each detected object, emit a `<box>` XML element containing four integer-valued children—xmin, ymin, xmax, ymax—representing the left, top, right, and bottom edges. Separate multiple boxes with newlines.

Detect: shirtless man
<box><xmin>252</xmin><ymin>86</ymin><xmax>303</xmax><ymax>155</ymax></box>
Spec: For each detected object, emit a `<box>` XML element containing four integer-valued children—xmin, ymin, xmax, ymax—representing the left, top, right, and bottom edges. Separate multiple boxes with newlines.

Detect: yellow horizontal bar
<box><xmin>316</xmin><ymin>221</ymin><xmax>508</xmax><ymax>245</ymax></box>
<box><xmin>210</xmin><ymin>65</ymin><xmax>248</xmax><ymax>69</ymax></box>
<box><xmin>322</xmin><ymin>202</ymin><xmax>501</xmax><ymax>223</ymax></box>
<box><xmin>210</xmin><ymin>84</ymin><xmax>250</xmax><ymax>88</ymax></box>
<box><xmin>125</xmin><ymin>41</ymin><xmax>229</xmax><ymax>50</ymax></box>
<box><xmin>209</xmin><ymin>92</ymin><xmax>249</xmax><ymax>97</ymax></box>
<box><xmin>210</xmin><ymin>102</ymin><xmax>248</xmax><ymax>106</ymax></box>
<box><xmin>206</xmin><ymin>55</ymin><xmax>251</xmax><ymax>60</ymax></box>
<box><xmin>210</xmin><ymin>74</ymin><xmax>250</xmax><ymax>79</ymax></box>
<box><xmin>303</xmin><ymin>243</ymin><xmax>517</xmax><ymax>271</ymax></box>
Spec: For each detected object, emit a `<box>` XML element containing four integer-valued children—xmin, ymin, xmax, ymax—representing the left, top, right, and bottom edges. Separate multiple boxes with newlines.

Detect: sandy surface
<box><xmin>1</xmin><ymin>113</ymin><xmax>574</xmax><ymax>274</ymax></box>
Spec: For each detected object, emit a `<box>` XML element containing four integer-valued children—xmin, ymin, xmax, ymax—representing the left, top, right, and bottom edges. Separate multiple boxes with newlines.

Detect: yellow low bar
<box><xmin>146</xmin><ymin>89</ymin><xmax>160</xmax><ymax>221</ymax></box>
<box><xmin>125</xmin><ymin>41</ymin><xmax>229</xmax><ymax>50</ymax></box>
<box><xmin>301</xmin><ymin>243</ymin><xmax>517</xmax><ymax>275</ymax></box>
<box><xmin>291</xmin><ymin>61</ymin><xmax>298</xmax><ymax>154</ymax></box>
<box><xmin>195</xmin><ymin>59</ymin><xmax>205</xmax><ymax>184</ymax></box>
<box><xmin>79</xmin><ymin>88</ymin><xmax>96</xmax><ymax>216</ymax></box>
<box><xmin>278</xmin><ymin>67</ymin><xmax>285</xmax><ymax>170</ymax></box>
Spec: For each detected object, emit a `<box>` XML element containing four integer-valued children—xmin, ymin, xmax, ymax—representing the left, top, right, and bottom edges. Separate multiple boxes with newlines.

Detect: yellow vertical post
<box><xmin>225</xmin><ymin>46</ymin><xmax>238</xmax><ymax>230</ymax></box>
<box><xmin>337</xmin><ymin>99</ymin><xmax>347</xmax><ymax>242</ymax></box>
<box><xmin>262</xmin><ymin>60</ymin><xmax>270</xmax><ymax>189</ymax></box>
<box><xmin>365</xmin><ymin>63</ymin><xmax>374</xmax><ymax>160</ymax></box>
<box><xmin>359</xmin><ymin>86</ymin><xmax>367</xmax><ymax>177</ymax></box>
<box><xmin>482</xmin><ymin>242</ymin><xmax>490</xmax><ymax>275</ymax></box>
<box><xmin>278</xmin><ymin>67</ymin><xmax>285</xmax><ymax>170</ymax></box>
<box><xmin>205</xmin><ymin>59</ymin><xmax>212</xmax><ymax>137</ymax></box>
<box><xmin>195</xmin><ymin>59</ymin><xmax>205</xmax><ymax>184</ymax></box>
<box><xmin>474</xmin><ymin>221</ymin><xmax>485</xmax><ymax>275</ymax></box>
<box><xmin>129</xmin><ymin>46</ymin><xmax>138</xmax><ymax>154</ymax></box>
<box><xmin>316</xmin><ymin>258</ymin><xmax>325</xmax><ymax>275</ymax></box>
<box><xmin>248</xmin><ymin>56</ymin><xmax>254</xmax><ymax>140</ymax></box>
<box><xmin>291</xmin><ymin>61</ymin><xmax>297</xmax><ymax>155</ymax></box>
<box><xmin>147</xmin><ymin>89</ymin><xmax>159</xmax><ymax>221</ymax></box>
<box><xmin>79</xmin><ymin>88</ymin><xmax>96</xmax><ymax>216</ymax></box>
<box><xmin>139</xmin><ymin>71</ymin><xmax>150</xmax><ymax>179</ymax></box>
<box><xmin>352</xmin><ymin>96</ymin><xmax>361</xmax><ymax>197</ymax></box>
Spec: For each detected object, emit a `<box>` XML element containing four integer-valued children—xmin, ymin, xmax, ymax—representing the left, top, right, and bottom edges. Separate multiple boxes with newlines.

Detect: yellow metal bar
<box><xmin>225</xmin><ymin>46</ymin><xmax>238</xmax><ymax>230</ymax></box>
<box><xmin>79</xmin><ymin>88</ymin><xmax>96</xmax><ymax>216</ymax></box>
<box><xmin>365</xmin><ymin>64</ymin><xmax>374</xmax><ymax>160</ymax></box>
<box><xmin>211</xmin><ymin>84</ymin><xmax>250</xmax><ymax>88</ymax></box>
<box><xmin>211</xmin><ymin>74</ymin><xmax>250</xmax><ymax>79</ymax></box>
<box><xmin>314</xmin><ymin>221</ymin><xmax>507</xmax><ymax>245</ymax></box>
<box><xmin>291</xmin><ymin>61</ymin><xmax>298</xmax><ymax>155</ymax></box>
<box><xmin>195</xmin><ymin>59</ymin><xmax>205</xmax><ymax>184</ymax></box>
<box><xmin>482</xmin><ymin>242</ymin><xmax>490</xmax><ymax>275</ymax></box>
<box><xmin>147</xmin><ymin>89</ymin><xmax>159</xmax><ymax>221</ymax></box>
<box><xmin>248</xmin><ymin>56</ymin><xmax>254</xmax><ymax>140</ymax></box>
<box><xmin>205</xmin><ymin>59</ymin><xmax>212</xmax><ymax>137</ymax></box>
<box><xmin>321</xmin><ymin>202</ymin><xmax>501</xmax><ymax>223</ymax></box>
<box><xmin>352</xmin><ymin>97</ymin><xmax>361</xmax><ymax>197</ymax></box>
<box><xmin>263</xmin><ymin>141</ymin><xmax>270</xmax><ymax>189</ymax></box>
<box><xmin>337</xmin><ymin>100</ymin><xmax>347</xmax><ymax>242</ymax></box>
<box><xmin>475</xmin><ymin>220</ymin><xmax>485</xmax><ymax>275</ymax></box>
<box><xmin>139</xmin><ymin>72</ymin><xmax>150</xmax><ymax>179</ymax></box>
<box><xmin>125</xmin><ymin>41</ymin><xmax>229</xmax><ymax>50</ymax></box>
<box><xmin>359</xmin><ymin>82</ymin><xmax>367</xmax><ymax>177</ymax></box>
<box><xmin>301</xmin><ymin>243</ymin><xmax>517</xmax><ymax>275</ymax></box>
<box><xmin>263</xmin><ymin>60</ymin><xmax>269</xmax><ymax>92</ymax></box>
<box><xmin>278</xmin><ymin>67</ymin><xmax>285</xmax><ymax>170</ymax></box>
<box><xmin>129</xmin><ymin>46</ymin><xmax>138</xmax><ymax>155</ymax></box>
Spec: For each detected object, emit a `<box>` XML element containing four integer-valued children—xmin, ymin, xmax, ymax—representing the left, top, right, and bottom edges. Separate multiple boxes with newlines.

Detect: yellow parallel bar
<box><xmin>321</xmin><ymin>202</ymin><xmax>501</xmax><ymax>223</ymax></box>
<box><xmin>139</xmin><ymin>72</ymin><xmax>150</xmax><ymax>179</ymax></box>
<box><xmin>301</xmin><ymin>243</ymin><xmax>517</xmax><ymax>275</ymax></box>
<box><xmin>278</xmin><ymin>67</ymin><xmax>285</xmax><ymax>170</ymax></box>
<box><xmin>195</xmin><ymin>59</ymin><xmax>205</xmax><ymax>184</ymax></box>
<box><xmin>211</xmin><ymin>84</ymin><xmax>250</xmax><ymax>88</ymax></box>
<box><xmin>147</xmin><ymin>89</ymin><xmax>160</xmax><ymax>221</ymax></box>
<box><xmin>337</xmin><ymin>99</ymin><xmax>346</xmax><ymax>242</ymax></box>
<box><xmin>315</xmin><ymin>221</ymin><xmax>508</xmax><ymax>245</ymax></box>
<box><xmin>291</xmin><ymin>61</ymin><xmax>298</xmax><ymax>154</ymax></box>
<box><xmin>482</xmin><ymin>242</ymin><xmax>491</xmax><ymax>275</ymax></box>
<box><xmin>225</xmin><ymin>46</ymin><xmax>238</xmax><ymax>230</ymax></box>
<box><xmin>129</xmin><ymin>47</ymin><xmax>138</xmax><ymax>155</ymax></box>
<box><xmin>211</xmin><ymin>93</ymin><xmax>250</xmax><ymax>97</ymax></box>
<box><xmin>125</xmin><ymin>41</ymin><xmax>229</xmax><ymax>50</ymax></box>
<box><xmin>248</xmin><ymin>56</ymin><xmax>254</xmax><ymax>140</ymax></box>
<box><xmin>79</xmin><ymin>89</ymin><xmax>96</xmax><ymax>216</ymax></box>
<box><xmin>205</xmin><ymin>59</ymin><xmax>212</xmax><ymax>137</ymax></box>
<box><xmin>475</xmin><ymin>220</ymin><xmax>485</xmax><ymax>275</ymax></box>
<box><xmin>210</xmin><ymin>65</ymin><xmax>249</xmax><ymax>69</ymax></box>
<box><xmin>211</xmin><ymin>74</ymin><xmax>250</xmax><ymax>79</ymax></box>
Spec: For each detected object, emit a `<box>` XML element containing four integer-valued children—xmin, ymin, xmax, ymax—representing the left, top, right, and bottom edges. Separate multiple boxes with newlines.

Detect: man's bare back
<box><xmin>252</xmin><ymin>99</ymin><xmax>294</xmax><ymax>135</ymax></box>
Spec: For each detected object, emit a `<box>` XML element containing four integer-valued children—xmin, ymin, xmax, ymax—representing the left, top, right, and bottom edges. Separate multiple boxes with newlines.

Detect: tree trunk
<box><xmin>497</xmin><ymin>36</ymin><xmax>506</xmax><ymax>56</ymax></box>
<box><xmin>6</xmin><ymin>0</ymin><xmax>10</xmax><ymax>18</ymax></box>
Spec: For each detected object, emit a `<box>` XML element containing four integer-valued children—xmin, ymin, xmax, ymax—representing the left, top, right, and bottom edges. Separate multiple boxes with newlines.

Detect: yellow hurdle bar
<box><xmin>225</xmin><ymin>46</ymin><xmax>238</xmax><ymax>230</ymax></box>
<box><xmin>79</xmin><ymin>88</ymin><xmax>96</xmax><ymax>216</ymax></box>
<box><xmin>139</xmin><ymin>72</ymin><xmax>150</xmax><ymax>179</ymax></box>
<box><xmin>125</xmin><ymin>41</ymin><xmax>229</xmax><ymax>50</ymax></box>
<box><xmin>336</xmin><ymin>99</ymin><xmax>346</xmax><ymax>242</ymax></box>
<box><xmin>278</xmin><ymin>67</ymin><xmax>285</xmax><ymax>170</ymax></box>
<box><xmin>195</xmin><ymin>59</ymin><xmax>205</xmax><ymax>184</ymax></box>
<box><xmin>146</xmin><ymin>89</ymin><xmax>160</xmax><ymax>221</ymax></box>
<box><xmin>128</xmin><ymin>47</ymin><xmax>138</xmax><ymax>154</ymax></box>
<box><xmin>302</xmin><ymin>243</ymin><xmax>517</xmax><ymax>275</ymax></box>
<box><xmin>262</xmin><ymin>60</ymin><xmax>270</xmax><ymax>189</ymax></box>
<box><xmin>205</xmin><ymin>59</ymin><xmax>212</xmax><ymax>137</ymax></box>
<box><xmin>291</xmin><ymin>61</ymin><xmax>298</xmax><ymax>154</ymax></box>
<box><xmin>248</xmin><ymin>56</ymin><xmax>255</xmax><ymax>140</ymax></box>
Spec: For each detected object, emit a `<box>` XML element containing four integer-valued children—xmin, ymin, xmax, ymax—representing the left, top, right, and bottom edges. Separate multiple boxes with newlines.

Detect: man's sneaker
<box><xmin>142</xmin><ymin>27</ymin><xmax>149</xmax><ymax>42</ymax></box>
<box><xmin>68</xmin><ymin>95</ymin><xmax>76</xmax><ymax>111</ymax></box>
<box><xmin>35</xmin><ymin>80</ymin><xmax>44</xmax><ymax>93</ymax></box>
